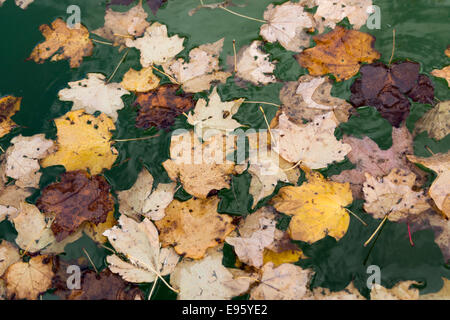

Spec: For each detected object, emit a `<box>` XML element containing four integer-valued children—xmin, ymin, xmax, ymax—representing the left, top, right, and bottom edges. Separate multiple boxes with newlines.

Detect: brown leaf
<box><xmin>0</xmin><ymin>96</ymin><xmax>21</xmax><ymax>138</ymax></box>
<box><xmin>28</xmin><ymin>19</ymin><xmax>93</xmax><ymax>68</ymax></box>
<box><xmin>135</xmin><ymin>84</ymin><xmax>194</xmax><ymax>130</ymax></box>
<box><xmin>155</xmin><ymin>197</ymin><xmax>235</xmax><ymax>259</ymax></box>
<box><xmin>350</xmin><ymin>61</ymin><xmax>434</xmax><ymax>127</ymax></box>
<box><xmin>36</xmin><ymin>170</ymin><xmax>115</xmax><ymax>241</ymax></box>
<box><xmin>296</xmin><ymin>26</ymin><xmax>380</xmax><ymax>81</ymax></box>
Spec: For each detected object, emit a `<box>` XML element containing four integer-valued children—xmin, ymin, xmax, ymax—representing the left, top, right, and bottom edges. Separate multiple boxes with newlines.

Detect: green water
<box><xmin>0</xmin><ymin>0</ymin><xmax>449</xmax><ymax>299</ymax></box>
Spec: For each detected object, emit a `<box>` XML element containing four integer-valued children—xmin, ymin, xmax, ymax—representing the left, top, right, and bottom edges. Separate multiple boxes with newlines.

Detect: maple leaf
<box><xmin>103</xmin><ymin>215</ymin><xmax>179</xmax><ymax>283</ymax></box>
<box><xmin>36</xmin><ymin>170</ymin><xmax>115</xmax><ymax>241</ymax></box>
<box><xmin>41</xmin><ymin>110</ymin><xmax>118</xmax><ymax>175</ymax></box>
<box><xmin>0</xmin><ymin>96</ymin><xmax>21</xmax><ymax>139</ymax></box>
<box><xmin>170</xmin><ymin>247</ymin><xmax>251</xmax><ymax>300</ymax></box>
<box><xmin>163</xmin><ymin>131</ymin><xmax>236</xmax><ymax>198</ymax></box>
<box><xmin>1</xmin><ymin>134</ymin><xmax>54</xmax><ymax>188</ymax></box>
<box><xmin>126</xmin><ymin>22</ymin><xmax>185</xmax><ymax>67</ymax></box>
<box><xmin>296</xmin><ymin>26</ymin><xmax>380</xmax><ymax>81</ymax></box>
<box><xmin>363</xmin><ymin>169</ymin><xmax>430</xmax><ymax>222</ymax></box>
<box><xmin>93</xmin><ymin>2</ymin><xmax>150</xmax><ymax>47</ymax></box>
<box><xmin>28</xmin><ymin>18</ymin><xmax>93</xmax><ymax>68</ymax></box>
<box><xmin>0</xmin><ymin>0</ymin><xmax>34</xmax><ymax>9</ymax></box>
<box><xmin>186</xmin><ymin>87</ymin><xmax>244</xmax><ymax>137</ymax></box>
<box><xmin>236</xmin><ymin>41</ymin><xmax>276</xmax><ymax>85</ymax></box>
<box><xmin>225</xmin><ymin>208</ymin><xmax>276</xmax><ymax>268</ymax></box>
<box><xmin>163</xmin><ymin>38</ymin><xmax>232</xmax><ymax>93</ymax></box>
<box><xmin>407</xmin><ymin>151</ymin><xmax>450</xmax><ymax>218</ymax></box>
<box><xmin>280</xmin><ymin>75</ymin><xmax>352</xmax><ymax>124</ymax></box>
<box><xmin>58</xmin><ymin>73</ymin><xmax>130</xmax><ymax>121</ymax></box>
<box><xmin>121</xmin><ymin>67</ymin><xmax>160</xmax><ymax>93</ymax></box>
<box><xmin>250</xmin><ymin>262</ymin><xmax>313</xmax><ymax>300</ymax></box>
<box><xmin>135</xmin><ymin>84</ymin><xmax>195</xmax><ymax>130</ymax></box>
<box><xmin>413</xmin><ymin>100</ymin><xmax>450</xmax><ymax>141</ymax></box>
<box><xmin>272</xmin><ymin>112</ymin><xmax>352</xmax><ymax>169</ymax></box>
<box><xmin>259</xmin><ymin>2</ymin><xmax>315</xmax><ymax>52</ymax></box>
<box><xmin>155</xmin><ymin>197</ymin><xmax>235</xmax><ymax>259</ymax></box>
<box><xmin>0</xmin><ymin>241</ymin><xmax>20</xmax><ymax>277</ymax></box>
<box><xmin>313</xmin><ymin>0</ymin><xmax>373</xmax><ymax>30</ymax></box>
<box><xmin>350</xmin><ymin>61</ymin><xmax>435</xmax><ymax>127</ymax></box>
<box><xmin>3</xmin><ymin>255</ymin><xmax>53</xmax><ymax>300</ymax></box>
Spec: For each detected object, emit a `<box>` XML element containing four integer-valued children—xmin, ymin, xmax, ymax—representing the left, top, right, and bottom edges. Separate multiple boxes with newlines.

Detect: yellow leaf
<box><xmin>84</xmin><ymin>210</ymin><xmax>117</xmax><ymax>244</ymax></box>
<box><xmin>0</xmin><ymin>96</ymin><xmax>21</xmax><ymax>138</ymax></box>
<box><xmin>272</xmin><ymin>170</ymin><xmax>352</xmax><ymax>243</ymax></box>
<box><xmin>121</xmin><ymin>67</ymin><xmax>160</xmax><ymax>93</ymax></box>
<box><xmin>262</xmin><ymin>249</ymin><xmax>303</xmax><ymax>267</ymax></box>
<box><xmin>41</xmin><ymin>110</ymin><xmax>118</xmax><ymax>175</ymax></box>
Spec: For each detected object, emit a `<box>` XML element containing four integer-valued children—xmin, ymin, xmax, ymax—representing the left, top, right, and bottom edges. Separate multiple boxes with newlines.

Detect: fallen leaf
<box><xmin>260</xmin><ymin>2</ymin><xmax>315</xmax><ymax>52</ymax></box>
<box><xmin>0</xmin><ymin>185</ymin><xmax>31</xmax><ymax>222</ymax></box>
<box><xmin>420</xmin><ymin>278</ymin><xmax>450</xmax><ymax>300</ymax></box>
<box><xmin>363</xmin><ymin>169</ymin><xmax>430</xmax><ymax>221</ymax></box>
<box><xmin>93</xmin><ymin>2</ymin><xmax>150</xmax><ymax>47</ymax></box>
<box><xmin>4</xmin><ymin>255</ymin><xmax>53</xmax><ymax>300</ymax></box>
<box><xmin>280</xmin><ymin>75</ymin><xmax>352</xmax><ymax>124</ymax></box>
<box><xmin>121</xmin><ymin>67</ymin><xmax>160</xmax><ymax>92</ymax></box>
<box><xmin>0</xmin><ymin>241</ymin><xmax>20</xmax><ymax>277</ymax></box>
<box><xmin>135</xmin><ymin>84</ymin><xmax>194</xmax><ymax>130</ymax></box>
<box><xmin>126</xmin><ymin>22</ymin><xmax>185</xmax><ymax>67</ymax></box>
<box><xmin>272</xmin><ymin>170</ymin><xmax>353</xmax><ymax>243</ymax></box>
<box><xmin>407</xmin><ymin>152</ymin><xmax>450</xmax><ymax>218</ymax></box>
<box><xmin>236</xmin><ymin>41</ymin><xmax>276</xmax><ymax>85</ymax></box>
<box><xmin>163</xmin><ymin>38</ymin><xmax>232</xmax><ymax>93</ymax></box>
<box><xmin>262</xmin><ymin>249</ymin><xmax>303</xmax><ymax>267</ymax></box>
<box><xmin>350</xmin><ymin>61</ymin><xmax>435</xmax><ymax>127</ymax></box>
<box><xmin>370</xmin><ymin>281</ymin><xmax>419</xmax><ymax>300</ymax></box>
<box><xmin>41</xmin><ymin>110</ymin><xmax>118</xmax><ymax>175</ymax></box>
<box><xmin>413</xmin><ymin>100</ymin><xmax>450</xmax><ymax>141</ymax></box>
<box><xmin>308</xmin><ymin>282</ymin><xmax>365</xmax><ymax>300</ymax></box>
<box><xmin>170</xmin><ymin>247</ymin><xmax>251</xmax><ymax>300</ymax></box>
<box><xmin>163</xmin><ymin>131</ymin><xmax>236</xmax><ymax>199</ymax></box>
<box><xmin>104</xmin><ymin>215</ymin><xmax>179</xmax><ymax>283</ymax></box>
<box><xmin>296</xmin><ymin>26</ymin><xmax>380</xmax><ymax>81</ymax></box>
<box><xmin>313</xmin><ymin>0</ymin><xmax>373</xmax><ymax>29</ymax></box>
<box><xmin>58</xmin><ymin>73</ymin><xmax>130</xmax><ymax>121</ymax></box>
<box><xmin>0</xmin><ymin>96</ymin><xmax>21</xmax><ymax>138</ymax></box>
<box><xmin>28</xmin><ymin>18</ymin><xmax>93</xmax><ymax>68</ymax></box>
<box><xmin>146</xmin><ymin>0</ymin><xmax>167</xmax><ymax>15</ymax></box>
<box><xmin>250</xmin><ymin>262</ymin><xmax>313</xmax><ymax>300</ymax></box>
<box><xmin>0</xmin><ymin>0</ymin><xmax>34</xmax><ymax>9</ymax></box>
<box><xmin>432</xmin><ymin>66</ymin><xmax>450</xmax><ymax>87</ymax></box>
<box><xmin>155</xmin><ymin>197</ymin><xmax>235</xmax><ymax>259</ymax></box>
<box><xmin>1</xmin><ymin>134</ymin><xmax>55</xmax><ymax>188</ymax></box>
<box><xmin>36</xmin><ymin>170</ymin><xmax>115</xmax><ymax>241</ymax></box>
<box><xmin>272</xmin><ymin>112</ymin><xmax>352</xmax><ymax>169</ymax></box>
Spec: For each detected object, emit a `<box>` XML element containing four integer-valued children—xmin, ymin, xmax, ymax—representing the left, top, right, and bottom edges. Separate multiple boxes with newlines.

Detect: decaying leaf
<box><xmin>146</xmin><ymin>0</ymin><xmax>168</xmax><ymax>15</ymax></box>
<box><xmin>41</xmin><ymin>110</ymin><xmax>118</xmax><ymax>175</ymax></box>
<box><xmin>370</xmin><ymin>281</ymin><xmax>419</xmax><ymax>300</ymax></box>
<box><xmin>28</xmin><ymin>18</ymin><xmax>93</xmax><ymax>68</ymax></box>
<box><xmin>407</xmin><ymin>152</ymin><xmax>450</xmax><ymax>218</ymax></box>
<box><xmin>260</xmin><ymin>2</ymin><xmax>315</xmax><ymax>52</ymax></box>
<box><xmin>93</xmin><ymin>2</ymin><xmax>150</xmax><ymax>47</ymax></box>
<box><xmin>250</xmin><ymin>262</ymin><xmax>313</xmax><ymax>300</ymax></box>
<box><xmin>0</xmin><ymin>0</ymin><xmax>34</xmax><ymax>9</ymax></box>
<box><xmin>0</xmin><ymin>96</ymin><xmax>21</xmax><ymax>138</ymax></box>
<box><xmin>296</xmin><ymin>26</ymin><xmax>380</xmax><ymax>81</ymax></box>
<box><xmin>135</xmin><ymin>84</ymin><xmax>194</xmax><ymax>130</ymax></box>
<box><xmin>155</xmin><ymin>197</ymin><xmax>235</xmax><ymax>259</ymax></box>
<box><xmin>236</xmin><ymin>41</ymin><xmax>276</xmax><ymax>85</ymax></box>
<box><xmin>163</xmin><ymin>38</ymin><xmax>232</xmax><ymax>93</ymax></box>
<box><xmin>58</xmin><ymin>73</ymin><xmax>130</xmax><ymax>121</ymax></box>
<box><xmin>104</xmin><ymin>215</ymin><xmax>179</xmax><ymax>283</ymax></box>
<box><xmin>126</xmin><ymin>22</ymin><xmax>185</xmax><ymax>67</ymax></box>
<box><xmin>117</xmin><ymin>168</ymin><xmax>175</xmax><ymax>221</ymax></box>
<box><xmin>332</xmin><ymin>126</ymin><xmax>422</xmax><ymax>198</ymax></box>
<box><xmin>308</xmin><ymin>282</ymin><xmax>365</xmax><ymax>300</ymax></box>
<box><xmin>280</xmin><ymin>75</ymin><xmax>352</xmax><ymax>124</ymax></box>
<box><xmin>272</xmin><ymin>112</ymin><xmax>352</xmax><ymax>169</ymax></box>
<box><xmin>313</xmin><ymin>0</ymin><xmax>373</xmax><ymax>29</ymax></box>
<box><xmin>121</xmin><ymin>67</ymin><xmax>160</xmax><ymax>92</ymax></box>
<box><xmin>272</xmin><ymin>170</ymin><xmax>352</xmax><ymax>243</ymax></box>
<box><xmin>1</xmin><ymin>134</ymin><xmax>55</xmax><ymax>188</ymax></box>
<box><xmin>163</xmin><ymin>131</ymin><xmax>236</xmax><ymax>199</ymax></box>
<box><xmin>226</xmin><ymin>208</ymin><xmax>276</xmax><ymax>268</ymax></box>
<box><xmin>170</xmin><ymin>247</ymin><xmax>251</xmax><ymax>300</ymax></box>
<box><xmin>363</xmin><ymin>169</ymin><xmax>430</xmax><ymax>221</ymax></box>
<box><xmin>0</xmin><ymin>241</ymin><xmax>20</xmax><ymax>277</ymax></box>
<box><xmin>413</xmin><ymin>100</ymin><xmax>450</xmax><ymax>141</ymax></box>
<box><xmin>350</xmin><ymin>61</ymin><xmax>435</xmax><ymax>127</ymax></box>
<box><xmin>36</xmin><ymin>170</ymin><xmax>115</xmax><ymax>241</ymax></box>
<box><xmin>4</xmin><ymin>255</ymin><xmax>53</xmax><ymax>300</ymax></box>
<box><xmin>0</xmin><ymin>185</ymin><xmax>31</xmax><ymax>222</ymax></box>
